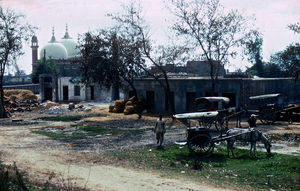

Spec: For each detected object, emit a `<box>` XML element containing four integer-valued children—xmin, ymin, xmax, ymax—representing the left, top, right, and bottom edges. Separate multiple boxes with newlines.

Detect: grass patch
<box><xmin>110</xmin><ymin>145</ymin><xmax>300</xmax><ymax>191</ymax></box>
<box><xmin>32</xmin><ymin>125</ymin><xmax>143</xmax><ymax>139</ymax></box>
<box><xmin>39</xmin><ymin>115</ymin><xmax>83</xmax><ymax>122</ymax></box>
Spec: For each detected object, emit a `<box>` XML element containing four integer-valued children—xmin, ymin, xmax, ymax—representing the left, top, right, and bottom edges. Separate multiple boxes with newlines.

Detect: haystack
<box><xmin>4</xmin><ymin>89</ymin><xmax>39</xmax><ymax>112</ymax></box>
<box><xmin>124</xmin><ymin>105</ymin><xmax>136</xmax><ymax>115</ymax></box>
<box><xmin>112</xmin><ymin>99</ymin><xmax>126</xmax><ymax>113</ymax></box>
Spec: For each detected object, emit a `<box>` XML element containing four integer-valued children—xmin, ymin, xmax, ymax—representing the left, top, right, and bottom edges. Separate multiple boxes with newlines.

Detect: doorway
<box><xmin>90</xmin><ymin>86</ymin><xmax>94</xmax><ymax>100</ymax></box>
<box><xmin>186</xmin><ymin>92</ymin><xmax>196</xmax><ymax>112</ymax></box>
<box><xmin>146</xmin><ymin>91</ymin><xmax>155</xmax><ymax>113</ymax></box>
<box><xmin>44</xmin><ymin>88</ymin><xmax>52</xmax><ymax>101</ymax></box>
<box><xmin>63</xmin><ymin>86</ymin><xmax>68</xmax><ymax>101</ymax></box>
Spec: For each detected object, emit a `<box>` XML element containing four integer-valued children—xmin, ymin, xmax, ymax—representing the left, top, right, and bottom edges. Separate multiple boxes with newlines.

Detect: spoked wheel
<box><xmin>259</xmin><ymin>108</ymin><xmax>276</xmax><ymax>125</ymax></box>
<box><xmin>188</xmin><ymin>134</ymin><xmax>214</xmax><ymax>157</ymax></box>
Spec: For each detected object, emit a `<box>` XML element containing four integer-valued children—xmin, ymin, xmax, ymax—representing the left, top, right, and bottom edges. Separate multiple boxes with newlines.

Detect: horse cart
<box><xmin>192</xmin><ymin>97</ymin><xmax>235</xmax><ymax>130</ymax></box>
<box><xmin>173</xmin><ymin>111</ymin><xmax>253</xmax><ymax>157</ymax></box>
<box><xmin>249</xmin><ymin>93</ymin><xmax>300</xmax><ymax>124</ymax></box>
<box><xmin>193</xmin><ymin>96</ymin><xmax>246</xmax><ymax>130</ymax></box>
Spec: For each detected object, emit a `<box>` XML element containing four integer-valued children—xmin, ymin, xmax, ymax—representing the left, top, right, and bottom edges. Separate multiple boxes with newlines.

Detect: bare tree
<box><xmin>168</xmin><ymin>0</ymin><xmax>257</xmax><ymax>93</ymax></box>
<box><xmin>288</xmin><ymin>21</ymin><xmax>300</xmax><ymax>34</ymax></box>
<box><xmin>111</xmin><ymin>2</ymin><xmax>188</xmax><ymax>114</ymax></box>
<box><xmin>0</xmin><ymin>7</ymin><xmax>34</xmax><ymax>117</ymax></box>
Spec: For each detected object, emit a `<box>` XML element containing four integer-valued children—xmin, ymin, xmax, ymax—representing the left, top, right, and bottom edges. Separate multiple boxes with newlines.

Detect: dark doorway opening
<box><xmin>165</xmin><ymin>92</ymin><xmax>174</xmax><ymax>112</ymax></box>
<box><xmin>129</xmin><ymin>91</ymin><xmax>135</xmax><ymax>98</ymax></box>
<box><xmin>186</xmin><ymin>92</ymin><xmax>196</xmax><ymax>112</ymax></box>
<box><xmin>90</xmin><ymin>86</ymin><xmax>94</xmax><ymax>100</ymax></box>
<box><xmin>63</xmin><ymin>86</ymin><xmax>68</xmax><ymax>101</ymax></box>
<box><xmin>146</xmin><ymin>91</ymin><xmax>155</xmax><ymax>113</ymax></box>
<box><xmin>222</xmin><ymin>93</ymin><xmax>236</xmax><ymax>107</ymax></box>
<box><xmin>44</xmin><ymin>87</ymin><xmax>52</xmax><ymax>101</ymax></box>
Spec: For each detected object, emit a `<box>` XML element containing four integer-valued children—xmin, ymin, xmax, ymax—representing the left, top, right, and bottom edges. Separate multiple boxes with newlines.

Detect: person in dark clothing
<box><xmin>154</xmin><ymin>115</ymin><xmax>166</xmax><ymax>146</ymax></box>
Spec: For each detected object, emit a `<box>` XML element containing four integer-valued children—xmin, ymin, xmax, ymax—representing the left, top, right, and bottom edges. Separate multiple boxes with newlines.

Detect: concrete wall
<box><xmin>186</xmin><ymin>61</ymin><xmax>225</xmax><ymax>76</ymax></box>
<box><xmin>131</xmin><ymin>77</ymin><xmax>300</xmax><ymax>114</ymax></box>
<box><xmin>56</xmin><ymin>77</ymin><xmax>112</xmax><ymax>102</ymax></box>
<box><xmin>57</xmin><ymin>77</ymin><xmax>86</xmax><ymax>102</ymax></box>
<box><xmin>85</xmin><ymin>83</ymin><xmax>112</xmax><ymax>102</ymax></box>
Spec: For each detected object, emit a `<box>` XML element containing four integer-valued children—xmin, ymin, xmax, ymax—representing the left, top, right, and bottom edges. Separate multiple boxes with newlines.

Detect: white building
<box><xmin>34</xmin><ymin>26</ymin><xmax>112</xmax><ymax>102</ymax></box>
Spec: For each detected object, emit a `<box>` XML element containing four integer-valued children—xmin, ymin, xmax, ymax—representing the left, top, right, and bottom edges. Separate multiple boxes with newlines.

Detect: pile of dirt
<box><xmin>4</xmin><ymin>89</ymin><xmax>39</xmax><ymax>113</ymax></box>
<box><xmin>109</xmin><ymin>97</ymin><xmax>147</xmax><ymax>115</ymax></box>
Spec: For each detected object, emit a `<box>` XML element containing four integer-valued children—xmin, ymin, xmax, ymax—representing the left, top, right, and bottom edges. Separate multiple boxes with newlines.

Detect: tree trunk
<box><xmin>123</xmin><ymin>77</ymin><xmax>138</xmax><ymax>99</ymax></box>
<box><xmin>162</xmin><ymin>71</ymin><xmax>175</xmax><ymax>115</ymax></box>
<box><xmin>0</xmin><ymin>75</ymin><xmax>7</xmax><ymax>118</ymax></box>
<box><xmin>209</xmin><ymin>60</ymin><xmax>218</xmax><ymax>95</ymax></box>
<box><xmin>111</xmin><ymin>83</ymin><xmax>120</xmax><ymax>101</ymax></box>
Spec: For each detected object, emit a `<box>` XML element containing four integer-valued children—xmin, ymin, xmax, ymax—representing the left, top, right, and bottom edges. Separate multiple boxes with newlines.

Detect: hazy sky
<box><xmin>0</xmin><ymin>0</ymin><xmax>299</xmax><ymax>74</ymax></box>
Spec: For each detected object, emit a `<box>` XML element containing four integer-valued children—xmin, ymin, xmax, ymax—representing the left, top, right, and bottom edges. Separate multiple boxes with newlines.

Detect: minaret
<box><xmin>50</xmin><ymin>26</ymin><xmax>56</xmax><ymax>42</ymax></box>
<box><xmin>31</xmin><ymin>35</ymin><xmax>39</xmax><ymax>72</ymax></box>
<box><xmin>62</xmin><ymin>24</ymin><xmax>71</xmax><ymax>39</ymax></box>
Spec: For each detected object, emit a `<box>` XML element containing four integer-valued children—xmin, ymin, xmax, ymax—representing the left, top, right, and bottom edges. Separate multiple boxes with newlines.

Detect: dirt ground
<box><xmin>0</xmin><ymin>104</ymin><xmax>299</xmax><ymax>191</ymax></box>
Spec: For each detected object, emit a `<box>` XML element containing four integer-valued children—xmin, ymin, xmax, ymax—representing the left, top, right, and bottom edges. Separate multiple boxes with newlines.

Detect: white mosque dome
<box><xmin>40</xmin><ymin>42</ymin><xmax>68</xmax><ymax>59</ymax></box>
<box><xmin>39</xmin><ymin>26</ymin><xmax>80</xmax><ymax>60</ymax></box>
<box><xmin>59</xmin><ymin>25</ymin><xmax>80</xmax><ymax>58</ymax></box>
<box><xmin>60</xmin><ymin>39</ymin><xmax>80</xmax><ymax>58</ymax></box>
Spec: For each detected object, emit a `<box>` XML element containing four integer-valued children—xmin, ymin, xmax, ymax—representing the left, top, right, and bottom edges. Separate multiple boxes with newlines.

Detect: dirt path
<box><xmin>0</xmin><ymin>124</ymin><xmax>233</xmax><ymax>191</ymax></box>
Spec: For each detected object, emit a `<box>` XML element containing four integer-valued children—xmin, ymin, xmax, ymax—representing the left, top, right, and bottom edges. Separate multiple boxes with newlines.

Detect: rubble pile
<box><xmin>40</xmin><ymin>102</ymin><xmax>92</xmax><ymax>115</ymax></box>
<box><xmin>109</xmin><ymin>96</ymin><xmax>147</xmax><ymax>115</ymax></box>
<box><xmin>44</xmin><ymin>105</ymin><xmax>70</xmax><ymax>115</ymax></box>
<box><xmin>40</xmin><ymin>100</ymin><xmax>60</xmax><ymax>109</ymax></box>
<box><xmin>4</xmin><ymin>89</ymin><xmax>39</xmax><ymax>112</ymax></box>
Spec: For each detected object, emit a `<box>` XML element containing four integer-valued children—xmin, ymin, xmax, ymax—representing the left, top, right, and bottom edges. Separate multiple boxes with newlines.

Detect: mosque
<box><xmin>30</xmin><ymin>26</ymin><xmax>299</xmax><ymax>113</ymax></box>
<box><xmin>32</xmin><ymin>25</ymin><xmax>112</xmax><ymax>102</ymax></box>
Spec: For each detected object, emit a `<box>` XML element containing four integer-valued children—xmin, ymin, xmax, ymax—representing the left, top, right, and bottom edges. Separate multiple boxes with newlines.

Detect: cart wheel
<box><xmin>188</xmin><ymin>134</ymin><xmax>214</xmax><ymax>157</ymax></box>
<box><xmin>259</xmin><ymin>108</ymin><xmax>276</xmax><ymax>125</ymax></box>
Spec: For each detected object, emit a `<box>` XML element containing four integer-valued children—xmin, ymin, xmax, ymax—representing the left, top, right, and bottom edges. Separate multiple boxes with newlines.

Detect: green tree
<box><xmin>31</xmin><ymin>58</ymin><xmax>59</xmax><ymax>83</ymax></box>
<box><xmin>244</xmin><ymin>31</ymin><xmax>265</xmax><ymax>77</ymax></box>
<box><xmin>78</xmin><ymin>28</ymin><xmax>144</xmax><ymax>100</ymax></box>
<box><xmin>0</xmin><ymin>7</ymin><xmax>34</xmax><ymax>118</ymax></box>
<box><xmin>168</xmin><ymin>0</ymin><xmax>258</xmax><ymax>93</ymax></box>
<box><xmin>271</xmin><ymin>43</ymin><xmax>300</xmax><ymax>81</ymax></box>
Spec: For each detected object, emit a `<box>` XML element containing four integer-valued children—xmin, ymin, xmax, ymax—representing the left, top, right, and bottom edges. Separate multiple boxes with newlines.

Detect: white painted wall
<box><xmin>57</xmin><ymin>77</ymin><xmax>114</xmax><ymax>102</ymax></box>
<box><xmin>57</xmin><ymin>77</ymin><xmax>86</xmax><ymax>102</ymax></box>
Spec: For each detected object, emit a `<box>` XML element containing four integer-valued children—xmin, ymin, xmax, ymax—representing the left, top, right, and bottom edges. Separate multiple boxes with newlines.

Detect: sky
<box><xmin>0</xmin><ymin>0</ymin><xmax>299</xmax><ymax>75</ymax></box>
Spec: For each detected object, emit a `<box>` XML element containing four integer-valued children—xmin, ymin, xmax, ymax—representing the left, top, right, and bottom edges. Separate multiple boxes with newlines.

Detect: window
<box><xmin>74</xmin><ymin>85</ymin><xmax>80</xmax><ymax>96</ymax></box>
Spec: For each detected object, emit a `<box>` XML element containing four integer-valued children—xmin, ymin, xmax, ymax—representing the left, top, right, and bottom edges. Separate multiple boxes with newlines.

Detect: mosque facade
<box><xmin>32</xmin><ymin>26</ymin><xmax>112</xmax><ymax>103</ymax></box>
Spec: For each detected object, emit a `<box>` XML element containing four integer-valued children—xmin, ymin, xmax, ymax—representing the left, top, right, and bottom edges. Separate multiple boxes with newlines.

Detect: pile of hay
<box><xmin>109</xmin><ymin>99</ymin><xmax>126</xmax><ymax>113</ymax></box>
<box><xmin>109</xmin><ymin>96</ymin><xmax>146</xmax><ymax>115</ymax></box>
<box><xmin>124</xmin><ymin>97</ymin><xmax>137</xmax><ymax>115</ymax></box>
<box><xmin>4</xmin><ymin>89</ymin><xmax>39</xmax><ymax>112</ymax></box>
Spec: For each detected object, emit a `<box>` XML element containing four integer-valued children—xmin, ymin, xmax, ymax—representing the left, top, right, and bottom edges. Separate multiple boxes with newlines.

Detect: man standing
<box><xmin>154</xmin><ymin>115</ymin><xmax>166</xmax><ymax>147</ymax></box>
